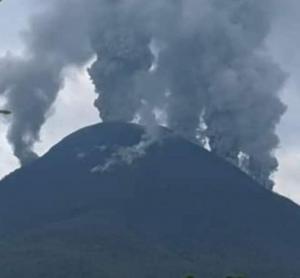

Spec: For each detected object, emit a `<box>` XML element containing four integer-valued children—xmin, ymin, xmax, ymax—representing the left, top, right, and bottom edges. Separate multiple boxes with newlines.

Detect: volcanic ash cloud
<box><xmin>0</xmin><ymin>0</ymin><xmax>287</xmax><ymax>189</ymax></box>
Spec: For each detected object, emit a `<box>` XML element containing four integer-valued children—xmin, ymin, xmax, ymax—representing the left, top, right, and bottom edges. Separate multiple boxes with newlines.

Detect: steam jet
<box><xmin>0</xmin><ymin>110</ymin><xmax>12</xmax><ymax>115</ymax></box>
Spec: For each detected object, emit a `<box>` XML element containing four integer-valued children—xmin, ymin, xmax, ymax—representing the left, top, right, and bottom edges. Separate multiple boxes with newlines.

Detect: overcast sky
<box><xmin>0</xmin><ymin>0</ymin><xmax>300</xmax><ymax>203</ymax></box>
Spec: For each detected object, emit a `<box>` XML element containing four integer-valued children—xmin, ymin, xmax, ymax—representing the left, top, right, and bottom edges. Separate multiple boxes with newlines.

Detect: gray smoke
<box><xmin>0</xmin><ymin>0</ymin><xmax>287</xmax><ymax>189</ymax></box>
<box><xmin>87</xmin><ymin>0</ymin><xmax>286</xmax><ymax>189</ymax></box>
<box><xmin>0</xmin><ymin>0</ymin><xmax>91</xmax><ymax>165</ymax></box>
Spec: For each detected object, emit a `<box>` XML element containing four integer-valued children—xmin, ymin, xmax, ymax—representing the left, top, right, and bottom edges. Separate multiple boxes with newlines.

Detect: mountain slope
<box><xmin>0</xmin><ymin>122</ymin><xmax>300</xmax><ymax>278</ymax></box>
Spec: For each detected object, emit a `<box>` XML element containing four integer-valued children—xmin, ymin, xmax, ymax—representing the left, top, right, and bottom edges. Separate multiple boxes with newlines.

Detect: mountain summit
<box><xmin>0</xmin><ymin>122</ymin><xmax>300</xmax><ymax>278</ymax></box>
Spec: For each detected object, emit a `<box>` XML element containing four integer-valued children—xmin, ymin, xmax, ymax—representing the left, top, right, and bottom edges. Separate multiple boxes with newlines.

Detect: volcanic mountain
<box><xmin>0</xmin><ymin>122</ymin><xmax>300</xmax><ymax>278</ymax></box>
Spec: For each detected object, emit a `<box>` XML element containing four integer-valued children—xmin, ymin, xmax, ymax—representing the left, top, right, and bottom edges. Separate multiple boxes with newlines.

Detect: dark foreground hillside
<box><xmin>0</xmin><ymin>122</ymin><xmax>300</xmax><ymax>278</ymax></box>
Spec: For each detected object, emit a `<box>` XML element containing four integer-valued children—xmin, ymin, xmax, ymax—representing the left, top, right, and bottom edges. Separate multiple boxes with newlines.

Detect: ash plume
<box><xmin>88</xmin><ymin>27</ymin><xmax>153</xmax><ymax>122</ymax></box>
<box><xmin>0</xmin><ymin>1</ymin><xmax>92</xmax><ymax>165</ymax></box>
<box><xmin>0</xmin><ymin>0</ymin><xmax>287</xmax><ymax>189</ymax></box>
<box><xmin>86</xmin><ymin>0</ymin><xmax>286</xmax><ymax>188</ymax></box>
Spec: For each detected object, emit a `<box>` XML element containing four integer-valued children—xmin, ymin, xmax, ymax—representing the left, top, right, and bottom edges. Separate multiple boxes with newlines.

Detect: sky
<box><xmin>0</xmin><ymin>0</ymin><xmax>300</xmax><ymax>203</ymax></box>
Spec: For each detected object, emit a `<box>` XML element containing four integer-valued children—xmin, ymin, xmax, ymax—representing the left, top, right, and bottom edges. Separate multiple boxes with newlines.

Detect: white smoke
<box><xmin>90</xmin><ymin>133</ymin><xmax>155</xmax><ymax>173</ymax></box>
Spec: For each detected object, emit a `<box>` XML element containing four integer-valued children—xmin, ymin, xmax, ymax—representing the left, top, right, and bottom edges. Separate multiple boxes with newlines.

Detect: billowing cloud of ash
<box><xmin>0</xmin><ymin>1</ymin><xmax>92</xmax><ymax>165</ymax></box>
<box><xmin>87</xmin><ymin>0</ymin><xmax>287</xmax><ymax>189</ymax></box>
<box><xmin>0</xmin><ymin>0</ymin><xmax>287</xmax><ymax>189</ymax></box>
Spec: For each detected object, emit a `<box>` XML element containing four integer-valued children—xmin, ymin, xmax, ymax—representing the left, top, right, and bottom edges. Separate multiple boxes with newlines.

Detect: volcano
<box><xmin>0</xmin><ymin>122</ymin><xmax>300</xmax><ymax>278</ymax></box>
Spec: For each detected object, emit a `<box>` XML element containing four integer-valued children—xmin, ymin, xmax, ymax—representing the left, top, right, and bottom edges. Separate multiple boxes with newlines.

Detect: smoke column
<box><xmin>87</xmin><ymin>0</ymin><xmax>286</xmax><ymax>189</ymax></box>
<box><xmin>0</xmin><ymin>0</ymin><xmax>287</xmax><ymax>189</ymax></box>
<box><xmin>0</xmin><ymin>0</ymin><xmax>91</xmax><ymax>165</ymax></box>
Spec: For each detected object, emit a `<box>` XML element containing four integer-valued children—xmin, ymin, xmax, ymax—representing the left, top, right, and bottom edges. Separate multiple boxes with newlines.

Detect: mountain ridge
<box><xmin>0</xmin><ymin>122</ymin><xmax>299</xmax><ymax>277</ymax></box>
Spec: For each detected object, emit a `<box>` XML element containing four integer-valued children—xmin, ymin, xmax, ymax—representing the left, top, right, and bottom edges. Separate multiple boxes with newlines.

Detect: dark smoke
<box><xmin>0</xmin><ymin>0</ymin><xmax>91</xmax><ymax>165</ymax></box>
<box><xmin>87</xmin><ymin>0</ymin><xmax>286</xmax><ymax>188</ymax></box>
<box><xmin>0</xmin><ymin>0</ymin><xmax>287</xmax><ymax>189</ymax></box>
<box><xmin>88</xmin><ymin>27</ymin><xmax>153</xmax><ymax>121</ymax></box>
